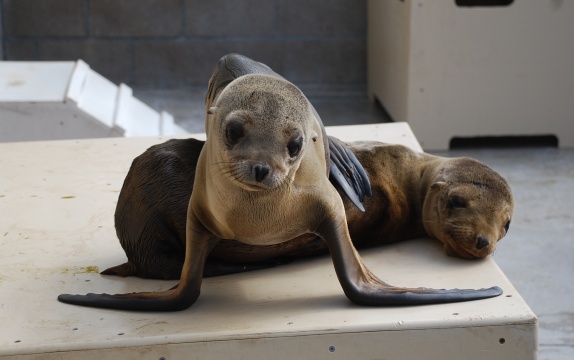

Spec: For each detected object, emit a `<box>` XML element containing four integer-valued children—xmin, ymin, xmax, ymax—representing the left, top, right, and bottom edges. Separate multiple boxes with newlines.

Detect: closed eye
<box><xmin>447</xmin><ymin>195</ymin><xmax>466</xmax><ymax>209</ymax></box>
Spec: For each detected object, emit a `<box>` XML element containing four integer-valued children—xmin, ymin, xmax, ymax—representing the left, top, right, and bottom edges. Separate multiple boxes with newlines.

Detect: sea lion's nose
<box><xmin>476</xmin><ymin>236</ymin><xmax>490</xmax><ymax>250</ymax></box>
<box><xmin>254</xmin><ymin>164</ymin><xmax>269</xmax><ymax>182</ymax></box>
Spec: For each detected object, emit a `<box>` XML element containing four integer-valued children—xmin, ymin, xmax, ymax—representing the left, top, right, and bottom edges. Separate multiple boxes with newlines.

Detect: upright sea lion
<box><xmin>58</xmin><ymin>54</ymin><xmax>502</xmax><ymax>311</ymax></box>
<box><xmin>99</xmin><ymin>138</ymin><xmax>513</xmax><ymax>280</ymax></box>
<box><xmin>204</xmin><ymin>53</ymin><xmax>372</xmax><ymax>212</ymax></box>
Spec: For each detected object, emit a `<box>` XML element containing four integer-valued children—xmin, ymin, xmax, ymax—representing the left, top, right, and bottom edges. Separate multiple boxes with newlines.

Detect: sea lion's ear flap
<box><xmin>208</xmin><ymin>107</ymin><xmax>218</xmax><ymax>115</ymax></box>
<box><xmin>311</xmin><ymin>130</ymin><xmax>318</xmax><ymax>142</ymax></box>
<box><xmin>431</xmin><ymin>181</ymin><xmax>447</xmax><ymax>190</ymax></box>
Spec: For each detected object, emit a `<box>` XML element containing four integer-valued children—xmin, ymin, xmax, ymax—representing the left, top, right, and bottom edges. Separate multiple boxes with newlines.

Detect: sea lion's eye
<box><xmin>287</xmin><ymin>137</ymin><xmax>302</xmax><ymax>157</ymax></box>
<box><xmin>504</xmin><ymin>220</ymin><xmax>511</xmax><ymax>232</ymax></box>
<box><xmin>448</xmin><ymin>195</ymin><xmax>466</xmax><ymax>209</ymax></box>
<box><xmin>226</xmin><ymin>122</ymin><xmax>244</xmax><ymax>145</ymax></box>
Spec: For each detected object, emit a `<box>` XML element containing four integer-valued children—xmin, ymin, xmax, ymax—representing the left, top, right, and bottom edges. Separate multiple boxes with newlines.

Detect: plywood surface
<box><xmin>0</xmin><ymin>124</ymin><xmax>536</xmax><ymax>358</ymax></box>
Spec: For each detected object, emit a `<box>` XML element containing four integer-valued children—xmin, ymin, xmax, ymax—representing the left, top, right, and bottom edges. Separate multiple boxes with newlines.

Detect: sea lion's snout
<box><xmin>254</xmin><ymin>163</ymin><xmax>270</xmax><ymax>182</ymax></box>
<box><xmin>233</xmin><ymin>160</ymin><xmax>278</xmax><ymax>190</ymax></box>
<box><xmin>476</xmin><ymin>236</ymin><xmax>490</xmax><ymax>250</ymax></box>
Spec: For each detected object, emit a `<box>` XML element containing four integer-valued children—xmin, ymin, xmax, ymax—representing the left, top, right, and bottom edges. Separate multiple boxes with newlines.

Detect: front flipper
<box><xmin>58</xmin><ymin>223</ymin><xmax>219</xmax><ymax>311</ymax></box>
<box><xmin>57</xmin><ymin>289</ymin><xmax>194</xmax><ymax>312</ymax></box>
<box><xmin>328</xmin><ymin>136</ymin><xmax>372</xmax><ymax>212</ymax></box>
<box><xmin>316</xmin><ymin>210</ymin><xmax>502</xmax><ymax>305</ymax></box>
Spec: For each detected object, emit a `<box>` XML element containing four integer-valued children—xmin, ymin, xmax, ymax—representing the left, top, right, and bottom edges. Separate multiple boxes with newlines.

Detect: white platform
<box><xmin>367</xmin><ymin>0</ymin><xmax>574</xmax><ymax>150</ymax></box>
<box><xmin>0</xmin><ymin>124</ymin><xmax>537</xmax><ymax>359</ymax></box>
<box><xmin>0</xmin><ymin>60</ymin><xmax>188</xmax><ymax>142</ymax></box>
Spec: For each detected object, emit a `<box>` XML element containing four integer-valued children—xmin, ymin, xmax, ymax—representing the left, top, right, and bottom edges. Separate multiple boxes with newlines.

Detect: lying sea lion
<box><xmin>340</xmin><ymin>140</ymin><xmax>514</xmax><ymax>259</ymax></box>
<box><xmin>212</xmin><ymin>140</ymin><xmax>514</xmax><ymax>264</ymax></box>
<box><xmin>99</xmin><ymin>138</ymin><xmax>513</xmax><ymax>280</ymax></box>
<box><xmin>58</xmin><ymin>54</ymin><xmax>502</xmax><ymax>311</ymax></box>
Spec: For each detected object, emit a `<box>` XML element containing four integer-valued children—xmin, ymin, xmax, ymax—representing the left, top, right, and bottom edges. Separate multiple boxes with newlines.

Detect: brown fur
<box><xmin>345</xmin><ymin>141</ymin><xmax>513</xmax><ymax>259</ymax></box>
<box><xmin>211</xmin><ymin>141</ymin><xmax>514</xmax><ymax>263</ymax></box>
<box><xmin>58</xmin><ymin>55</ymin><xmax>503</xmax><ymax>311</ymax></box>
<box><xmin>105</xmin><ymin>139</ymin><xmax>513</xmax><ymax>280</ymax></box>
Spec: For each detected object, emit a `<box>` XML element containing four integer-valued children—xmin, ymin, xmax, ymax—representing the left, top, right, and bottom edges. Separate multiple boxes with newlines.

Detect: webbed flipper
<box><xmin>328</xmin><ymin>136</ymin><xmax>372</xmax><ymax>212</ymax></box>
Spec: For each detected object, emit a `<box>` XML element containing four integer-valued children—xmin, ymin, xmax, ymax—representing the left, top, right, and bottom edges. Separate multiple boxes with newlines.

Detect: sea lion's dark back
<box><xmin>111</xmin><ymin>138</ymin><xmax>204</xmax><ymax>279</ymax></box>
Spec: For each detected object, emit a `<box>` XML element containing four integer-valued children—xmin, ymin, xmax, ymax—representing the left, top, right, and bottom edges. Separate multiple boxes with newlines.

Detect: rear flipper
<box><xmin>101</xmin><ymin>259</ymin><xmax>184</xmax><ymax>280</ymax></box>
<box><xmin>328</xmin><ymin>136</ymin><xmax>372</xmax><ymax>212</ymax></box>
<box><xmin>100</xmin><ymin>262</ymin><xmax>138</xmax><ymax>277</ymax></box>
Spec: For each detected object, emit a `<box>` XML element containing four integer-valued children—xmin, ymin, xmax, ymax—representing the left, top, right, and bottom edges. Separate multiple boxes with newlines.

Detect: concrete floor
<box><xmin>135</xmin><ymin>88</ymin><xmax>574</xmax><ymax>360</ymax></box>
<box><xmin>433</xmin><ymin>147</ymin><xmax>574</xmax><ymax>360</ymax></box>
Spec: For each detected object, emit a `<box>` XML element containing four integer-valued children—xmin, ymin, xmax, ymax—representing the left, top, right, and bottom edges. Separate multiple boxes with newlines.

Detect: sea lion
<box><xmin>203</xmin><ymin>53</ymin><xmax>372</xmax><ymax>212</ymax></box>
<box><xmin>340</xmin><ymin>140</ymin><xmax>514</xmax><ymax>259</ymax></box>
<box><xmin>99</xmin><ymin>138</ymin><xmax>513</xmax><ymax>281</ymax></box>
<box><xmin>212</xmin><ymin>140</ymin><xmax>514</xmax><ymax>263</ymax></box>
<box><xmin>58</xmin><ymin>54</ymin><xmax>502</xmax><ymax>311</ymax></box>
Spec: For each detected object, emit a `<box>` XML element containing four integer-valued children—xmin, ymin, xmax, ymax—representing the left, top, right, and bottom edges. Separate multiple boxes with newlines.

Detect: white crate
<box><xmin>368</xmin><ymin>0</ymin><xmax>574</xmax><ymax>150</ymax></box>
<box><xmin>0</xmin><ymin>60</ymin><xmax>188</xmax><ymax>142</ymax></box>
<box><xmin>0</xmin><ymin>124</ymin><xmax>537</xmax><ymax>359</ymax></box>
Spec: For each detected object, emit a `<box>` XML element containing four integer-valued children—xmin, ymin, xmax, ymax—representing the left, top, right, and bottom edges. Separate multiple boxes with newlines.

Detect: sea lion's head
<box><xmin>423</xmin><ymin>158</ymin><xmax>514</xmax><ymax>259</ymax></box>
<box><xmin>206</xmin><ymin>74</ymin><xmax>318</xmax><ymax>191</ymax></box>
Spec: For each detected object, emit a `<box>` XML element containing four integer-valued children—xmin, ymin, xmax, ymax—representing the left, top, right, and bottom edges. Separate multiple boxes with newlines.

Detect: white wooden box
<box><xmin>367</xmin><ymin>0</ymin><xmax>574</xmax><ymax>150</ymax></box>
<box><xmin>0</xmin><ymin>60</ymin><xmax>187</xmax><ymax>142</ymax></box>
<box><xmin>0</xmin><ymin>124</ymin><xmax>537</xmax><ymax>359</ymax></box>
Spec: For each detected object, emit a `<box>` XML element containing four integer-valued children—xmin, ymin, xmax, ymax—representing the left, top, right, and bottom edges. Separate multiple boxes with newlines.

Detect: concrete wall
<box><xmin>0</xmin><ymin>3</ymin><xmax>3</xmax><ymax>60</ymax></box>
<box><xmin>1</xmin><ymin>0</ymin><xmax>367</xmax><ymax>94</ymax></box>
